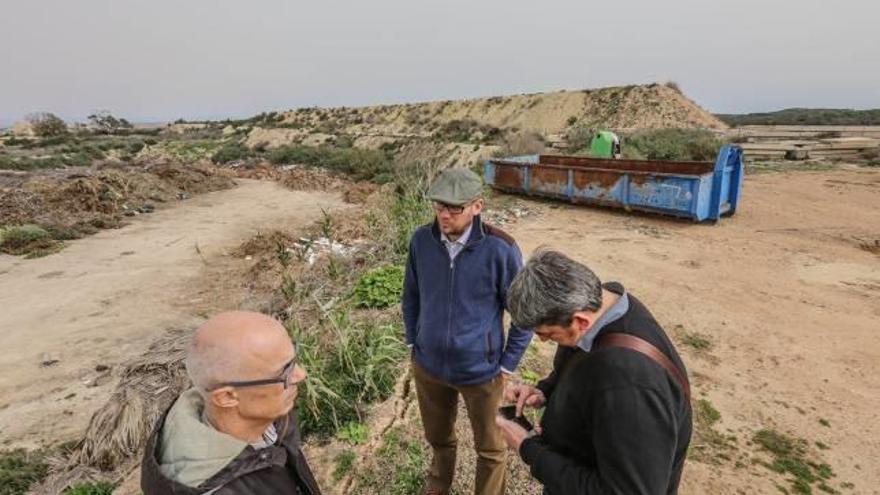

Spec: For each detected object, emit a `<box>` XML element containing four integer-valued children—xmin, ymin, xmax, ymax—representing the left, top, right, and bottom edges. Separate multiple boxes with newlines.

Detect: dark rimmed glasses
<box><xmin>432</xmin><ymin>201</ymin><xmax>471</xmax><ymax>215</ymax></box>
<box><xmin>209</xmin><ymin>345</ymin><xmax>299</xmax><ymax>391</ymax></box>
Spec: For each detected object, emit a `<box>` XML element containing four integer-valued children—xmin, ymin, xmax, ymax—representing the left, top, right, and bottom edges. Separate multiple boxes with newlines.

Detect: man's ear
<box><xmin>472</xmin><ymin>198</ymin><xmax>485</xmax><ymax>214</ymax></box>
<box><xmin>209</xmin><ymin>387</ymin><xmax>240</xmax><ymax>409</ymax></box>
<box><xmin>571</xmin><ymin>312</ymin><xmax>593</xmax><ymax>334</ymax></box>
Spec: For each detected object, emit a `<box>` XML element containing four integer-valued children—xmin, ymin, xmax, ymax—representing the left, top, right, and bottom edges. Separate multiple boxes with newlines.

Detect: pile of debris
<box><xmin>0</xmin><ymin>161</ymin><xmax>235</xmax><ymax>244</ymax></box>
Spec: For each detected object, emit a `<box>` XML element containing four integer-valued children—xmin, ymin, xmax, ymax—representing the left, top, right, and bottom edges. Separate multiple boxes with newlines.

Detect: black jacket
<box><xmin>520</xmin><ymin>283</ymin><xmax>692</xmax><ymax>495</ymax></box>
<box><xmin>141</xmin><ymin>405</ymin><xmax>322</xmax><ymax>495</ymax></box>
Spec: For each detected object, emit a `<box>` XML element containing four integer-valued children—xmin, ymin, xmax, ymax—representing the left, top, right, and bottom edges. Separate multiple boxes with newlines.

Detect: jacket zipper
<box><xmin>444</xmin><ymin>252</ymin><xmax>455</xmax><ymax>382</ymax></box>
<box><xmin>486</xmin><ymin>332</ymin><xmax>493</xmax><ymax>363</ymax></box>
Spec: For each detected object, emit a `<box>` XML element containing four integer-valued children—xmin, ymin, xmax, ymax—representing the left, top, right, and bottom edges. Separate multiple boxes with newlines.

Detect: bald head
<box><xmin>186</xmin><ymin>311</ymin><xmax>293</xmax><ymax>392</ymax></box>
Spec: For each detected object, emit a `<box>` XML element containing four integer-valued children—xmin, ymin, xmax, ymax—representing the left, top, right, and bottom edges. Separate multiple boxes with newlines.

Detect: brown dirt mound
<box><xmin>0</xmin><ymin>162</ymin><xmax>235</xmax><ymax>232</ymax></box>
<box><xmin>226</xmin><ymin>162</ymin><xmax>375</xmax><ymax>204</ymax></box>
<box><xmin>280</xmin><ymin>167</ymin><xmax>350</xmax><ymax>192</ymax></box>
<box><xmin>271</xmin><ymin>83</ymin><xmax>726</xmax><ymax>140</ymax></box>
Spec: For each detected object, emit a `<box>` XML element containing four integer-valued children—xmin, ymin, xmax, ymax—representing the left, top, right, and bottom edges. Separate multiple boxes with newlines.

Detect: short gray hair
<box><xmin>507</xmin><ymin>249</ymin><xmax>603</xmax><ymax>329</ymax></box>
<box><xmin>185</xmin><ymin>337</ymin><xmax>243</xmax><ymax>393</ymax></box>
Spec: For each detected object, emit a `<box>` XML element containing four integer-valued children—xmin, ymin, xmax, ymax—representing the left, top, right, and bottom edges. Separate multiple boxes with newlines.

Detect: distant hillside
<box><xmin>270</xmin><ymin>84</ymin><xmax>727</xmax><ymax>138</ymax></box>
<box><xmin>718</xmin><ymin>108</ymin><xmax>880</xmax><ymax>126</ymax></box>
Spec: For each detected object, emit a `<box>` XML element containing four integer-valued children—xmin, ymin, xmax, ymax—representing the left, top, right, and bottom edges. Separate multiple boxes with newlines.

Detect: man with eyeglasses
<box><xmin>141</xmin><ymin>311</ymin><xmax>321</xmax><ymax>495</ymax></box>
<box><xmin>403</xmin><ymin>168</ymin><xmax>533</xmax><ymax>495</ymax></box>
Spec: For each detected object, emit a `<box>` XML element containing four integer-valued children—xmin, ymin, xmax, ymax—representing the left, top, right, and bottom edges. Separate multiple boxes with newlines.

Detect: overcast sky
<box><xmin>1</xmin><ymin>0</ymin><xmax>877</xmax><ymax>126</ymax></box>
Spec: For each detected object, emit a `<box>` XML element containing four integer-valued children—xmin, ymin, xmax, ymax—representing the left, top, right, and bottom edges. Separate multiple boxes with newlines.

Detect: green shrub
<box><xmin>0</xmin><ymin>224</ymin><xmax>58</xmax><ymax>255</ymax></box>
<box><xmin>64</xmin><ymin>481</ymin><xmax>116</xmax><ymax>495</ymax></box>
<box><xmin>3</xmin><ymin>136</ymin><xmax>33</xmax><ymax>146</ymax></box>
<box><xmin>623</xmin><ymin>129</ymin><xmax>723</xmax><ymax>161</ymax></box>
<box><xmin>267</xmin><ymin>145</ymin><xmax>392</xmax><ymax>182</ymax></box>
<box><xmin>337</xmin><ymin>421</ymin><xmax>370</xmax><ymax>445</ymax></box>
<box><xmin>293</xmin><ymin>318</ymin><xmax>406</xmax><ymax>437</ymax></box>
<box><xmin>353</xmin><ymin>265</ymin><xmax>405</xmax><ymax>309</ymax></box>
<box><xmin>127</xmin><ymin>141</ymin><xmax>145</xmax><ymax>154</ymax></box>
<box><xmin>212</xmin><ymin>142</ymin><xmax>252</xmax><ymax>164</ymax></box>
<box><xmin>718</xmin><ymin>108</ymin><xmax>880</xmax><ymax>126</ymax></box>
<box><xmin>27</xmin><ymin>112</ymin><xmax>68</xmax><ymax>137</ymax></box>
<box><xmin>0</xmin><ymin>449</ymin><xmax>49</xmax><ymax>495</ymax></box>
<box><xmin>0</xmin><ymin>154</ymin><xmax>64</xmax><ymax>171</ymax></box>
<box><xmin>333</xmin><ymin>450</ymin><xmax>357</xmax><ymax>480</ymax></box>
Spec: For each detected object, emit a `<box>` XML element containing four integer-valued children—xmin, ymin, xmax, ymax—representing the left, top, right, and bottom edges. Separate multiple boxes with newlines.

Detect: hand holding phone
<box><xmin>498</xmin><ymin>405</ymin><xmax>534</xmax><ymax>431</ymax></box>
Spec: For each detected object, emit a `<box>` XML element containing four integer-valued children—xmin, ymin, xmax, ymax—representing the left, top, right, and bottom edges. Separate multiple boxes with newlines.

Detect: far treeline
<box><xmin>717</xmin><ymin>108</ymin><xmax>880</xmax><ymax>126</ymax></box>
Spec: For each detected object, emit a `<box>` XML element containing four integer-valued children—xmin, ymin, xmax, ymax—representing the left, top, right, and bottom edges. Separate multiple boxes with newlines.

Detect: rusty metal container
<box><xmin>484</xmin><ymin>145</ymin><xmax>743</xmax><ymax>222</ymax></box>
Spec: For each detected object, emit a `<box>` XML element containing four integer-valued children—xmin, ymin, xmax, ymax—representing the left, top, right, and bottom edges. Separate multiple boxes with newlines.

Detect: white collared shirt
<box><xmin>440</xmin><ymin>222</ymin><xmax>473</xmax><ymax>261</ymax></box>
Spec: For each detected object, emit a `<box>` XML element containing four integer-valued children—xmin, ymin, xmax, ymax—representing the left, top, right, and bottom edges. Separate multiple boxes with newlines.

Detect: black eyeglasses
<box><xmin>210</xmin><ymin>347</ymin><xmax>299</xmax><ymax>391</ymax></box>
<box><xmin>432</xmin><ymin>201</ymin><xmax>470</xmax><ymax>215</ymax></box>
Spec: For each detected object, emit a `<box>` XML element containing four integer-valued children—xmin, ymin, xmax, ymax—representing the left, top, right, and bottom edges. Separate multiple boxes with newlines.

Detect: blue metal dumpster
<box><xmin>484</xmin><ymin>145</ymin><xmax>743</xmax><ymax>222</ymax></box>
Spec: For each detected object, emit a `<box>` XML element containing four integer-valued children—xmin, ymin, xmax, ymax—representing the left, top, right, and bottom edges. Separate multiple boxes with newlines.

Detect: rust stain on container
<box><xmin>573</xmin><ymin>170</ymin><xmax>620</xmax><ymax>189</ymax></box>
<box><xmin>630</xmin><ymin>173</ymin><xmax>654</xmax><ymax>186</ymax></box>
<box><xmin>494</xmin><ymin>164</ymin><xmax>525</xmax><ymax>188</ymax></box>
<box><xmin>531</xmin><ymin>166</ymin><xmax>568</xmax><ymax>191</ymax></box>
<box><xmin>540</xmin><ymin>155</ymin><xmax>713</xmax><ymax>175</ymax></box>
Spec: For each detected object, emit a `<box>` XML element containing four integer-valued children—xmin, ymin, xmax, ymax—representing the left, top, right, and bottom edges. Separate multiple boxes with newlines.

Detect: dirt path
<box><xmin>0</xmin><ymin>179</ymin><xmax>345</xmax><ymax>449</ymax></box>
<box><xmin>504</xmin><ymin>168</ymin><xmax>880</xmax><ymax>494</ymax></box>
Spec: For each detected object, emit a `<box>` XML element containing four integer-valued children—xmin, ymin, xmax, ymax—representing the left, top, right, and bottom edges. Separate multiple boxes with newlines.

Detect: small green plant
<box><xmin>319</xmin><ymin>209</ymin><xmax>335</xmax><ymax>239</ymax></box>
<box><xmin>0</xmin><ymin>449</ymin><xmax>49</xmax><ymax>495</ymax></box>
<box><xmin>353</xmin><ymin>265</ymin><xmax>405</xmax><ymax>309</ymax></box>
<box><xmin>276</xmin><ymin>240</ymin><xmax>291</xmax><ymax>267</ymax></box>
<box><xmin>0</xmin><ymin>224</ymin><xmax>60</xmax><ymax>256</ymax></box>
<box><xmin>281</xmin><ymin>275</ymin><xmax>297</xmax><ymax>300</ymax></box>
<box><xmin>211</xmin><ymin>142</ymin><xmax>252</xmax><ymax>164</ymax></box>
<box><xmin>333</xmin><ymin>450</ymin><xmax>357</xmax><ymax>480</ymax></box>
<box><xmin>696</xmin><ymin>399</ymin><xmax>721</xmax><ymax>425</ymax></box>
<box><xmin>354</xmin><ymin>427</ymin><xmax>427</xmax><ymax>495</ymax></box>
<box><xmin>677</xmin><ymin>326</ymin><xmax>712</xmax><ymax>351</ymax></box>
<box><xmin>337</xmin><ymin>421</ymin><xmax>370</xmax><ymax>445</ymax></box>
<box><xmin>64</xmin><ymin>481</ymin><xmax>116</xmax><ymax>495</ymax></box>
<box><xmin>753</xmin><ymin>428</ymin><xmax>836</xmax><ymax>495</ymax></box>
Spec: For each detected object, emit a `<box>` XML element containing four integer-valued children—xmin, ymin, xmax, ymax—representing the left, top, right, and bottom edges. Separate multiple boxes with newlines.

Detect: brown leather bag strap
<box><xmin>595</xmin><ymin>333</ymin><xmax>691</xmax><ymax>402</ymax></box>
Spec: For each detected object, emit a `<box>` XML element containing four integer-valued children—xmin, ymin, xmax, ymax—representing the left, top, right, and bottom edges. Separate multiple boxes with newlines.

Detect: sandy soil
<box><xmin>501</xmin><ymin>168</ymin><xmax>880</xmax><ymax>494</ymax></box>
<box><xmin>0</xmin><ymin>179</ymin><xmax>344</xmax><ymax>449</ymax></box>
<box><xmin>331</xmin><ymin>167</ymin><xmax>878</xmax><ymax>495</ymax></box>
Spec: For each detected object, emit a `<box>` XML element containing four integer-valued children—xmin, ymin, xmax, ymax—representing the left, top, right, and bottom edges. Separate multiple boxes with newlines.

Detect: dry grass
<box><xmin>35</xmin><ymin>328</ymin><xmax>192</xmax><ymax>493</ymax></box>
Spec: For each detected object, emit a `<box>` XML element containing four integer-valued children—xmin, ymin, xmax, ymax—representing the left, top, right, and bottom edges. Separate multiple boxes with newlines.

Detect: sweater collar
<box><xmin>577</xmin><ymin>282</ymin><xmax>629</xmax><ymax>352</ymax></box>
<box><xmin>430</xmin><ymin>214</ymin><xmax>485</xmax><ymax>248</ymax></box>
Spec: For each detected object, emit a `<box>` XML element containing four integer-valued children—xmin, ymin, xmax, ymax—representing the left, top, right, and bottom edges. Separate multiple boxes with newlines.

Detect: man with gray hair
<box><xmin>141</xmin><ymin>311</ymin><xmax>321</xmax><ymax>495</ymax></box>
<box><xmin>496</xmin><ymin>250</ymin><xmax>692</xmax><ymax>494</ymax></box>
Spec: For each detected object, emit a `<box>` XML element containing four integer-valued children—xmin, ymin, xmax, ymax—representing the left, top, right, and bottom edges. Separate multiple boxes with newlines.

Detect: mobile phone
<box><xmin>498</xmin><ymin>405</ymin><xmax>534</xmax><ymax>431</ymax></box>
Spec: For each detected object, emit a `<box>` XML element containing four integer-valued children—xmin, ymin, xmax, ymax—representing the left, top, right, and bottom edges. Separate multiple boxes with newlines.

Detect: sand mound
<box><xmin>272</xmin><ymin>84</ymin><xmax>726</xmax><ymax>140</ymax></box>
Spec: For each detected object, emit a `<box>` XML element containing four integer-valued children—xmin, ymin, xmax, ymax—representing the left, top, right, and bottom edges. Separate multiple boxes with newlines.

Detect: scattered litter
<box><xmin>293</xmin><ymin>236</ymin><xmax>359</xmax><ymax>265</ymax></box>
<box><xmin>484</xmin><ymin>204</ymin><xmax>538</xmax><ymax>226</ymax></box>
<box><xmin>41</xmin><ymin>359</ymin><xmax>60</xmax><ymax>368</ymax></box>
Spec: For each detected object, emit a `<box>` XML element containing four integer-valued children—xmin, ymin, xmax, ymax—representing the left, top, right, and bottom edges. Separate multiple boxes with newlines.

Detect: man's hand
<box><xmin>496</xmin><ymin>415</ymin><xmax>530</xmax><ymax>452</ymax></box>
<box><xmin>504</xmin><ymin>382</ymin><xmax>546</xmax><ymax>416</ymax></box>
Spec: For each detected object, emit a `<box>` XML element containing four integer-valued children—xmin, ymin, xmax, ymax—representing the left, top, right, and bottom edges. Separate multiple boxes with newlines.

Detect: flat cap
<box><xmin>426</xmin><ymin>168</ymin><xmax>483</xmax><ymax>206</ymax></box>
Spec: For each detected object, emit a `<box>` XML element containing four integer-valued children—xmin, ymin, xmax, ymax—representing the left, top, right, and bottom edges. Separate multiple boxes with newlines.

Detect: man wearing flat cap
<box><xmin>402</xmin><ymin>168</ymin><xmax>533</xmax><ymax>495</ymax></box>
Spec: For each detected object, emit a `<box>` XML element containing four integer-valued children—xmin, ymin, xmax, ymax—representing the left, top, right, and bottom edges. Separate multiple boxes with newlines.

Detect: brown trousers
<box><xmin>412</xmin><ymin>360</ymin><xmax>507</xmax><ymax>495</ymax></box>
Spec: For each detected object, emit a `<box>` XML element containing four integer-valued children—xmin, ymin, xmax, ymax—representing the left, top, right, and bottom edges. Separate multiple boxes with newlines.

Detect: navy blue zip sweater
<box><xmin>402</xmin><ymin>215</ymin><xmax>533</xmax><ymax>385</ymax></box>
